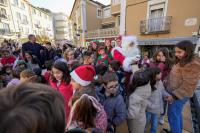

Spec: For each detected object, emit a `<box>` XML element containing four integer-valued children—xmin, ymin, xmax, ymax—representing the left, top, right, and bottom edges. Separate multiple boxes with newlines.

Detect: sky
<box><xmin>30</xmin><ymin>0</ymin><xmax>111</xmax><ymax>16</ymax></box>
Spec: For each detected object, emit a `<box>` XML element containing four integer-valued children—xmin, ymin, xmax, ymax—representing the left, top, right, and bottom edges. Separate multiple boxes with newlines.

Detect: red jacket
<box><xmin>1</xmin><ymin>56</ymin><xmax>16</xmax><ymax>66</ymax></box>
<box><xmin>49</xmin><ymin>80</ymin><xmax>73</xmax><ymax>122</ymax></box>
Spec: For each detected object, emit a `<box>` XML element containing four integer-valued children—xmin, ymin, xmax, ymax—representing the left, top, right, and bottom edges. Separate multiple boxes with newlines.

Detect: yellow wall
<box><xmin>111</xmin><ymin>4</ymin><xmax>120</xmax><ymax>15</ymax></box>
<box><xmin>102</xmin><ymin>16</ymin><xmax>116</xmax><ymax>24</ymax></box>
<box><xmin>126</xmin><ymin>0</ymin><xmax>200</xmax><ymax>40</ymax></box>
<box><xmin>86</xmin><ymin>1</ymin><xmax>102</xmax><ymax>31</ymax></box>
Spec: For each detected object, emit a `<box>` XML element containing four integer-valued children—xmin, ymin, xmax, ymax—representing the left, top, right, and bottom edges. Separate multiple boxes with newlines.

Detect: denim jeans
<box><xmin>168</xmin><ymin>97</ymin><xmax>189</xmax><ymax>133</ymax></box>
<box><xmin>146</xmin><ymin>112</ymin><xmax>158</xmax><ymax>133</ymax></box>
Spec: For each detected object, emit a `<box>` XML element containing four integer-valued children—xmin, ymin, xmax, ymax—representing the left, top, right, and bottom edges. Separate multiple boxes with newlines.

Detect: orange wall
<box><xmin>126</xmin><ymin>0</ymin><xmax>200</xmax><ymax>40</ymax></box>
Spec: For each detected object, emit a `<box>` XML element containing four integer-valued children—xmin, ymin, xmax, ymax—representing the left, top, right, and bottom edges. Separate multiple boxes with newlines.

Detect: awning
<box><xmin>138</xmin><ymin>37</ymin><xmax>199</xmax><ymax>46</ymax></box>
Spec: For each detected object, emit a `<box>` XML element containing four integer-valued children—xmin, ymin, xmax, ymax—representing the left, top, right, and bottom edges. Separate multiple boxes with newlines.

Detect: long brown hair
<box><xmin>73</xmin><ymin>96</ymin><xmax>97</xmax><ymax>129</ymax></box>
<box><xmin>153</xmin><ymin>47</ymin><xmax>173</xmax><ymax>68</ymax></box>
<box><xmin>0</xmin><ymin>83</ymin><xmax>65</xmax><ymax>133</ymax></box>
<box><xmin>175</xmin><ymin>40</ymin><xmax>196</xmax><ymax>66</ymax></box>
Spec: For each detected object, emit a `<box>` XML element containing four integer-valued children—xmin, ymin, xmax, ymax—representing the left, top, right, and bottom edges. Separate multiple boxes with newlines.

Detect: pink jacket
<box><xmin>49</xmin><ymin>80</ymin><xmax>73</xmax><ymax>122</ymax></box>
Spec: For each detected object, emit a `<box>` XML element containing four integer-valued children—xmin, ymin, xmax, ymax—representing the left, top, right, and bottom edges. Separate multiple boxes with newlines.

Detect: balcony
<box><xmin>0</xmin><ymin>14</ymin><xmax>9</xmax><ymax>20</ymax></box>
<box><xmin>140</xmin><ymin>16</ymin><xmax>172</xmax><ymax>34</ymax></box>
<box><xmin>85</xmin><ymin>27</ymin><xmax>119</xmax><ymax>39</ymax></box>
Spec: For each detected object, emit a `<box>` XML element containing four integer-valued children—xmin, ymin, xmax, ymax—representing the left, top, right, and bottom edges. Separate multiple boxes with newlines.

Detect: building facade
<box><xmin>125</xmin><ymin>0</ymin><xmax>200</xmax><ymax>56</ymax></box>
<box><xmin>0</xmin><ymin>0</ymin><xmax>16</xmax><ymax>41</ymax></box>
<box><xmin>0</xmin><ymin>0</ymin><xmax>54</xmax><ymax>43</ymax></box>
<box><xmin>70</xmin><ymin>0</ymin><xmax>200</xmax><ymax>53</ymax></box>
<box><xmin>53</xmin><ymin>13</ymin><xmax>73</xmax><ymax>44</ymax></box>
<box><xmin>70</xmin><ymin>0</ymin><xmax>122</xmax><ymax>46</ymax></box>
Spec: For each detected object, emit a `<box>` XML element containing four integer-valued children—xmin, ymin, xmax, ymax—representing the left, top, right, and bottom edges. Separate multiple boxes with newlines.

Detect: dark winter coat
<box><xmin>96</xmin><ymin>87</ymin><xmax>126</xmax><ymax>132</ymax></box>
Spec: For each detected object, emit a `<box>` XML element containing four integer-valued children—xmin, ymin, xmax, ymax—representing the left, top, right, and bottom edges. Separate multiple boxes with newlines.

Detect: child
<box><xmin>93</xmin><ymin>63</ymin><xmax>108</xmax><ymax>88</ymax></box>
<box><xmin>138</xmin><ymin>53</ymin><xmax>150</xmax><ymax>69</ymax></box>
<box><xmin>0</xmin><ymin>83</ymin><xmax>66</xmax><ymax>133</ymax></box>
<box><xmin>2</xmin><ymin>66</ymin><xmax>13</xmax><ymax>86</ymax></box>
<box><xmin>1</xmin><ymin>50</ymin><xmax>16</xmax><ymax>67</ymax></box>
<box><xmin>96</xmin><ymin>71</ymin><xmax>126</xmax><ymax>133</ymax></box>
<box><xmin>67</xmin><ymin>94</ymin><xmax>106</xmax><ymax>132</ymax></box>
<box><xmin>150</xmin><ymin>48</ymin><xmax>173</xmax><ymax>124</ymax></box>
<box><xmin>96</xmin><ymin>46</ymin><xmax>111</xmax><ymax>66</ymax></box>
<box><xmin>166</xmin><ymin>41</ymin><xmax>200</xmax><ymax>133</ymax></box>
<box><xmin>127</xmin><ymin>68</ymin><xmax>161</xmax><ymax>133</ymax></box>
<box><xmin>70</xmin><ymin>65</ymin><xmax>96</xmax><ymax>97</ymax></box>
<box><xmin>145</xmin><ymin>68</ymin><xmax>170</xmax><ymax>133</ymax></box>
<box><xmin>24</xmin><ymin>51</ymin><xmax>40</xmax><ymax>70</ymax></box>
<box><xmin>109</xmin><ymin>60</ymin><xmax>126</xmax><ymax>99</ymax></box>
<box><xmin>20</xmin><ymin>69</ymin><xmax>37</xmax><ymax>83</ymax></box>
<box><xmin>70</xmin><ymin>65</ymin><xmax>107</xmax><ymax>131</ymax></box>
<box><xmin>49</xmin><ymin>61</ymin><xmax>73</xmax><ymax>122</ymax></box>
<box><xmin>83</xmin><ymin>51</ymin><xmax>95</xmax><ymax>65</ymax></box>
<box><xmin>33</xmin><ymin>67</ymin><xmax>47</xmax><ymax>84</ymax></box>
<box><xmin>16</xmin><ymin>60</ymin><xmax>28</xmax><ymax>70</ymax></box>
<box><xmin>43</xmin><ymin>60</ymin><xmax>54</xmax><ymax>81</ymax></box>
<box><xmin>7</xmin><ymin>68</ymin><xmax>23</xmax><ymax>87</ymax></box>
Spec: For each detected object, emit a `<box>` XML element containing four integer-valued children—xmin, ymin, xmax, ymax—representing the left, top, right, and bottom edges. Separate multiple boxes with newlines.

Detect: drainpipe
<box><xmin>80</xmin><ymin>0</ymin><xmax>87</xmax><ymax>47</ymax></box>
<box><xmin>120</xmin><ymin>0</ymin><xmax>126</xmax><ymax>35</ymax></box>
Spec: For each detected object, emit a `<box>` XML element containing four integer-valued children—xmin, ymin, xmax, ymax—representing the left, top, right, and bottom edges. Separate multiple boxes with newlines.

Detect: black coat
<box><xmin>22</xmin><ymin>41</ymin><xmax>44</xmax><ymax>61</ymax></box>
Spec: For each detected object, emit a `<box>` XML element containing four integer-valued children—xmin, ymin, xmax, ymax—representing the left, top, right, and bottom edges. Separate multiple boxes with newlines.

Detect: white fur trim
<box><xmin>111</xmin><ymin>46</ymin><xmax>124</xmax><ymax>57</ymax></box>
<box><xmin>70</xmin><ymin>71</ymin><xmax>91</xmax><ymax>86</ymax></box>
<box><xmin>123</xmin><ymin>55</ymin><xmax>141</xmax><ymax>72</ymax></box>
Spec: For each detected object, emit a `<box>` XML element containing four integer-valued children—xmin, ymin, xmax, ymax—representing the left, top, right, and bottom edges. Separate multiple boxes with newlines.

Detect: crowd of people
<box><xmin>0</xmin><ymin>34</ymin><xmax>200</xmax><ymax>133</ymax></box>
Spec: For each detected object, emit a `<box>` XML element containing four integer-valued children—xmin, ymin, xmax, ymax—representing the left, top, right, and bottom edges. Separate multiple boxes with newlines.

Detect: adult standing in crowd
<box><xmin>166</xmin><ymin>40</ymin><xmax>200</xmax><ymax>133</ymax></box>
<box><xmin>22</xmin><ymin>34</ymin><xmax>44</xmax><ymax>67</ymax></box>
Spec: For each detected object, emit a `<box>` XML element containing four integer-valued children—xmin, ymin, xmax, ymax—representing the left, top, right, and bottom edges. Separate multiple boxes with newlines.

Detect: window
<box><xmin>103</xmin><ymin>8</ymin><xmax>111</xmax><ymax>18</ymax></box>
<box><xmin>117</xmin><ymin>16</ymin><xmax>120</xmax><ymax>26</ymax></box>
<box><xmin>0</xmin><ymin>0</ymin><xmax>7</xmax><ymax>5</ymax></box>
<box><xmin>13</xmin><ymin>0</ymin><xmax>18</xmax><ymax>6</ymax></box>
<box><xmin>3</xmin><ymin>23</ymin><xmax>10</xmax><ymax>32</ymax></box>
<box><xmin>16</xmin><ymin>12</ymin><xmax>21</xmax><ymax>21</ymax></box>
<box><xmin>0</xmin><ymin>8</ymin><xmax>7</xmax><ymax>19</ymax></box>
<box><xmin>112</xmin><ymin>0</ymin><xmax>120</xmax><ymax>5</ymax></box>
<box><xmin>148</xmin><ymin>3</ymin><xmax>164</xmax><ymax>32</ymax></box>
<box><xmin>33</xmin><ymin>9</ymin><xmax>36</xmax><ymax>15</ymax></box>
<box><xmin>97</xmin><ymin>9</ymin><xmax>102</xmax><ymax>18</ymax></box>
<box><xmin>22</xmin><ymin>15</ymin><xmax>28</xmax><ymax>24</ymax></box>
<box><xmin>21</xmin><ymin>2</ymin><xmax>25</xmax><ymax>9</ymax></box>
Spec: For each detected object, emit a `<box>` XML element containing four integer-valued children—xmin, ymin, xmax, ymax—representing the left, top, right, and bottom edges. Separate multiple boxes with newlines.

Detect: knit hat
<box><xmin>70</xmin><ymin>65</ymin><xmax>96</xmax><ymax>86</ymax></box>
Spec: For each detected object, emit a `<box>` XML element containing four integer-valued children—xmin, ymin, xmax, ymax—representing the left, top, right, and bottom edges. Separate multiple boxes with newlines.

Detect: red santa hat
<box><xmin>70</xmin><ymin>65</ymin><xmax>96</xmax><ymax>86</ymax></box>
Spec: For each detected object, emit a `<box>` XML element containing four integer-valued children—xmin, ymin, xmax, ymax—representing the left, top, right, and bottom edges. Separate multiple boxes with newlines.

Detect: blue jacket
<box><xmin>96</xmin><ymin>87</ymin><xmax>127</xmax><ymax>128</ymax></box>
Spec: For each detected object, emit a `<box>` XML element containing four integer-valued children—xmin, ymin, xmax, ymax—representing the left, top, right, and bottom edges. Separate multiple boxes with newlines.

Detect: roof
<box><xmin>69</xmin><ymin>0</ymin><xmax>107</xmax><ymax>18</ymax></box>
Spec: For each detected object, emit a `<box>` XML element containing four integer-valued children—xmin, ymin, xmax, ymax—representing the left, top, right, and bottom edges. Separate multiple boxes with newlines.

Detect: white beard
<box><xmin>123</xmin><ymin>46</ymin><xmax>140</xmax><ymax>58</ymax></box>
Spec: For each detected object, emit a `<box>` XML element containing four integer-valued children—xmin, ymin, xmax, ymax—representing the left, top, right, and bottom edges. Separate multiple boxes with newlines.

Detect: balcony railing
<box><xmin>85</xmin><ymin>27</ymin><xmax>119</xmax><ymax>39</ymax></box>
<box><xmin>140</xmin><ymin>16</ymin><xmax>172</xmax><ymax>34</ymax></box>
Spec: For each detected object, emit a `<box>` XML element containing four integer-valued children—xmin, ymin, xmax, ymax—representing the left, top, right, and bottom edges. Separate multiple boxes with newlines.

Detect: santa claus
<box><xmin>111</xmin><ymin>35</ymin><xmax>141</xmax><ymax>72</ymax></box>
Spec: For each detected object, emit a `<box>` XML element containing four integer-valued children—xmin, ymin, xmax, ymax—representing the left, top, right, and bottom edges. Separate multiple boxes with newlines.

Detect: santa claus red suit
<box><xmin>111</xmin><ymin>36</ymin><xmax>141</xmax><ymax>72</ymax></box>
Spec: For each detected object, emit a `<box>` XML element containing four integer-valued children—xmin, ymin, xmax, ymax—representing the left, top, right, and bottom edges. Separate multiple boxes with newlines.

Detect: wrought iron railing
<box><xmin>140</xmin><ymin>16</ymin><xmax>172</xmax><ymax>34</ymax></box>
<box><xmin>85</xmin><ymin>27</ymin><xmax>119</xmax><ymax>39</ymax></box>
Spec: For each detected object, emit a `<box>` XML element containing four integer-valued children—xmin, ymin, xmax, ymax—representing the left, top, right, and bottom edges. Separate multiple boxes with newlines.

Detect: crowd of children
<box><xmin>0</xmin><ymin>36</ymin><xmax>200</xmax><ymax>133</ymax></box>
